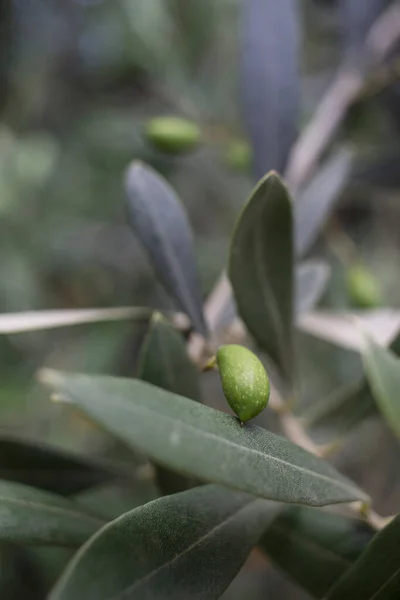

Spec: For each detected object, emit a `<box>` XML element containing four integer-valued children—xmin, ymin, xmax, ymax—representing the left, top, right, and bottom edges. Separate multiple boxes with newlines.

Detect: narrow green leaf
<box><xmin>40</xmin><ymin>370</ymin><xmax>368</xmax><ymax>507</ymax></box>
<box><xmin>125</xmin><ymin>162</ymin><xmax>206</xmax><ymax>335</ymax></box>
<box><xmin>241</xmin><ymin>0</ymin><xmax>300</xmax><ymax>178</ymax></box>
<box><xmin>137</xmin><ymin>312</ymin><xmax>201</xmax><ymax>495</ymax></box>
<box><xmin>296</xmin><ymin>260</ymin><xmax>331</xmax><ymax>314</ymax></box>
<box><xmin>295</xmin><ymin>149</ymin><xmax>353</xmax><ymax>258</ymax></box>
<box><xmin>0</xmin><ymin>435</ymin><xmax>112</xmax><ymax>495</ymax></box>
<box><xmin>50</xmin><ymin>485</ymin><xmax>274</xmax><ymax>600</ymax></box>
<box><xmin>0</xmin><ymin>480</ymin><xmax>104</xmax><ymax>547</ymax></box>
<box><xmin>137</xmin><ymin>312</ymin><xmax>200</xmax><ymax>402</ymax></box>
<box><xmin>229</xmin><ymin>171</ymin><xmax>294</xmax><ymax>383</ymax></box>
<box><xmin>362</xmin><ymin>333</ymin><xmax>400</xmax><ymax>440</ymax></box>
<box><xmin>260</xmin><ymin>506</ymin><xmax>374</xmax><ymax>598</ymax></box>
<box><xmin>325</xmin><ymin>513</ymin><xmax>400</xmax><ymax>600</ymax></box>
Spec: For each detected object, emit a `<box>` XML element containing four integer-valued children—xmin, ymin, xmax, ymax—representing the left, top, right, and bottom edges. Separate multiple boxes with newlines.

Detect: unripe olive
<box><xmin>216</xmin><ymin>344</ymin><xmax>270</xmax><ymax>423</ymax></box>
<box><xmin>145</xmin><ymin>116</ymin><xmax>202</xmax><ymax>155</ymax></box>
<box><xmin>224</xmin><ymin>140</ymin><xmax>252</xmax><ymax>172</ymax></box>
<box><xmin>346</xmin><ymin>264</ymin><xmax>382</xmax><ymax>309</ymax></box>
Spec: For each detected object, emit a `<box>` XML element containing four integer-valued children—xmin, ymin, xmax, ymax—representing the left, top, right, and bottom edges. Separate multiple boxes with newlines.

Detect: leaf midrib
<box><xmin>111</xmin><ymin>498</ymin><xmax>265</xmax><ymax>599</ymax></box>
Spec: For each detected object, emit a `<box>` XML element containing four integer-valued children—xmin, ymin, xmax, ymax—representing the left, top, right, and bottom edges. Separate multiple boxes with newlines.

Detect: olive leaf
<box><xmin>361</xmin><ymin>332</ymin><xmax>400</xmax><ymax>440</ymax></box>
<box><xmin>0</xmin><ymin>435</ymin><xmax>112</xmax><ymax>495</ymax></box>
<box><xmin>294</xmin><ymin>149</ymin><xmax>353</xmax><ymax>258</ymax></box>
<box><xmin>240</xmin><ymin>0</ymin><xmax>300</xmax><ymax>178</ymax></box>
<box><xmin>0</xmin><ymin>479</ymin><xmax>104</xmax><ymax>547</ymax></box>
<box><xmin>49</xmin><ymin>485</ymin><xmax>275</xmax><ymax>600</ymax></box>
<box><xmin>295</xmin><ymin>260</ymin><xmax>331</xmax><ymax>314</ymax></box>
<box><xmin>229</xmin><ymin>171</ymin><xmax>294</xmax><ymax>383</ymax></box>
<box><xmin>137</xmin><ymin>311</ymin><xmax>201</xmax><ymax>495</ymax></box>
<box><xmin>325</xmin><ymin>513</ymin><xmax>400</xmax><ymax>599</ymax></box>
<box><xmin>208</xmin><ymin>261</ymin><xmax>329</xmax><ymax>333</ymax></box>
<box><xmin>137</xmin><ymin>312</ymin><xmax>201</xmax><ymax>402</ymax></box>
<box><xmin>125</xmin><ymin>161</ymin><xmax>207</xmax><ymax>335</ymax></box>
<box><xmin>39</xmin><ymin>369</ymin><xmax>368</xmax><ymax>507</ymax></box>
<box><xmin>260</xmin><ymin>506</ymin><xmax>374</xmax><ymax>598</ymax></box>
<box><xmin>0</xmin><ymin>542</ymin><xmax>45</xmax><ymax>600</ymax></box>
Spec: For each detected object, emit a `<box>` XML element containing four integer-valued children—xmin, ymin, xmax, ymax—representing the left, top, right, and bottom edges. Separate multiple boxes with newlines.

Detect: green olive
<box><xmin>145</xmin><ymin>116</ymin><xmax>202</xmax><ymax>155</ymax></box>
<box><xmin>216</xmin><ymin>344</ymin><xmax>270</xmax><ymax>423</ymax></box>
<box><xmin>346</xmin><ymin>264</ymin><xmax>382</xmax><ymax>309</ymax></box>
<box><xmin>224</xmin><ymin>140</ymin><xmax>252</xmax><ymax>172</ymax></box>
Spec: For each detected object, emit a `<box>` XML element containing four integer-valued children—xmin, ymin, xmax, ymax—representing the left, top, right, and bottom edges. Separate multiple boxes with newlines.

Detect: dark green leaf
<box><xmin>240</xmin><ymin>0</ymin><xmax>300</xmax><ymax>178</ymax></box>
<box><xmin>28</xmin><ymin>547</ymin><xmax>75</xmax><ymax>595</ymax></box>
<box><xmin>138</xmin><ymin>311</ymin><xmax>201</xmax><ymax>495</ymax></box>
<box><xmin>40</xmin><ymin>370</ymin><xmax>368</xmax><ymax>506</ymax></box>
<box><xmin>137</xmin><ymin>312</ymin><xmax>201</xmax><ymax>402</ymax></box>
<box><xmin>260</xmin><ymin>506</ymin><xmax>374</xmax><ymax>598</ymax></box>
<box><xmin>362</xmin><ymin>333</ymin><xmax>400</xmax><ymax>440</ymax></box>
<box><xmin>125</xmin><ymin>162</ymin><xmax>206</xmax><ymax>335</ymax></box>
<box><xmin>325</xmin><ymin>513</ymin><xmax>400</xmax><ymax>599</ymax></box>
<box><xmin>0</xmin><ymin>435</ymin><xmax>111</xmax><ymax>495</ymax></box>
<box><xmin>295</xmin><ymin>149</ymin><xmax>353</xmax><ymax>257</ymax></box>
<box><xmin>0</xmin><ymin>542</ymin><xmax>45</xmax><ymax>600</ymax></box>
<box><xmin>210</xmin><ymin>261</ymin><xmax>329</xmax><ymax>333</ymax></box>
<box><xmin>296</xmin><ymin>260</ymin><xmax>331</xmax><ymax>314</ymax></box>
<box><xmin>0</xmin><ymin>479</ymin><xmax>104</xmax><ymax>547</ymax></box>
<box><xmin>50</xmin><ymin>485</ymin><xmax>275</xmax><ymax>600</ymax></box>
<box><xmin>229</xmin><ymin>172</ymin><xmax>294</xmax><ymax>383</ymax></box>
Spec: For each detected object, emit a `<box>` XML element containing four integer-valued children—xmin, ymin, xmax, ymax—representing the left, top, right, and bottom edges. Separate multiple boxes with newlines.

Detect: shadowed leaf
<box><xmin>326</xmin><ymin>513</ymin><xmax>400</xmax><ymax>599</ymax></box>
<box><xmin>0</xmin><ymin>480</ymin><xmax>104</xmax><ymax>547</ymax></box>
<box><xmin>125</xmin><ymin>162</ymin><xmax>206</xmax><ymax>335</ymax></box>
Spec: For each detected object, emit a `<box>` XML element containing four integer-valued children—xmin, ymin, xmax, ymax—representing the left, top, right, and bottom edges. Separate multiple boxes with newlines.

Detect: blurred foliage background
<box><xmin>1</xmin><ymin>0</ymin><xmax>400</xmax><ymax>598</ymax></box>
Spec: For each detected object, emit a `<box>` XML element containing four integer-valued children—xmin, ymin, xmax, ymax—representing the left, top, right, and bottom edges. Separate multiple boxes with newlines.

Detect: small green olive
<box><xmin>145</xmin><ymin>116</ymin><xmax>202</xmax><ymax>155</ymax></box>
<box><xmin>346</xmin><ymin>264</ymin><xmax>382</xmax><ymax>309</ymax></box>
<box><xmin>216</xmin><ymin>344</ymin><xmax>270</xmax><ymax>424</ymax></box>
<box><xmin>224</xmin><ymin>140</ymin><xmax>252</xmax><ymax>172</ymax></box>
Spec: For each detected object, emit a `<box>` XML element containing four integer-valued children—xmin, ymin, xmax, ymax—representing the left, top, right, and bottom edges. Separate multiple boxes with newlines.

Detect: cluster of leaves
<box><xmin>1</xmin><ymin>0</ymin><xmax>400</xmax><ymax>599</ymax></box>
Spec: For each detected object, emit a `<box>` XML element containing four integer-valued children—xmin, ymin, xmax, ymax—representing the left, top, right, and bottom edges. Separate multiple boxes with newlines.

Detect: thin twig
<box><xmin>285</xmin><ymin>1</ymin><xmax>400</xmax><ymax>192</ymax></box>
